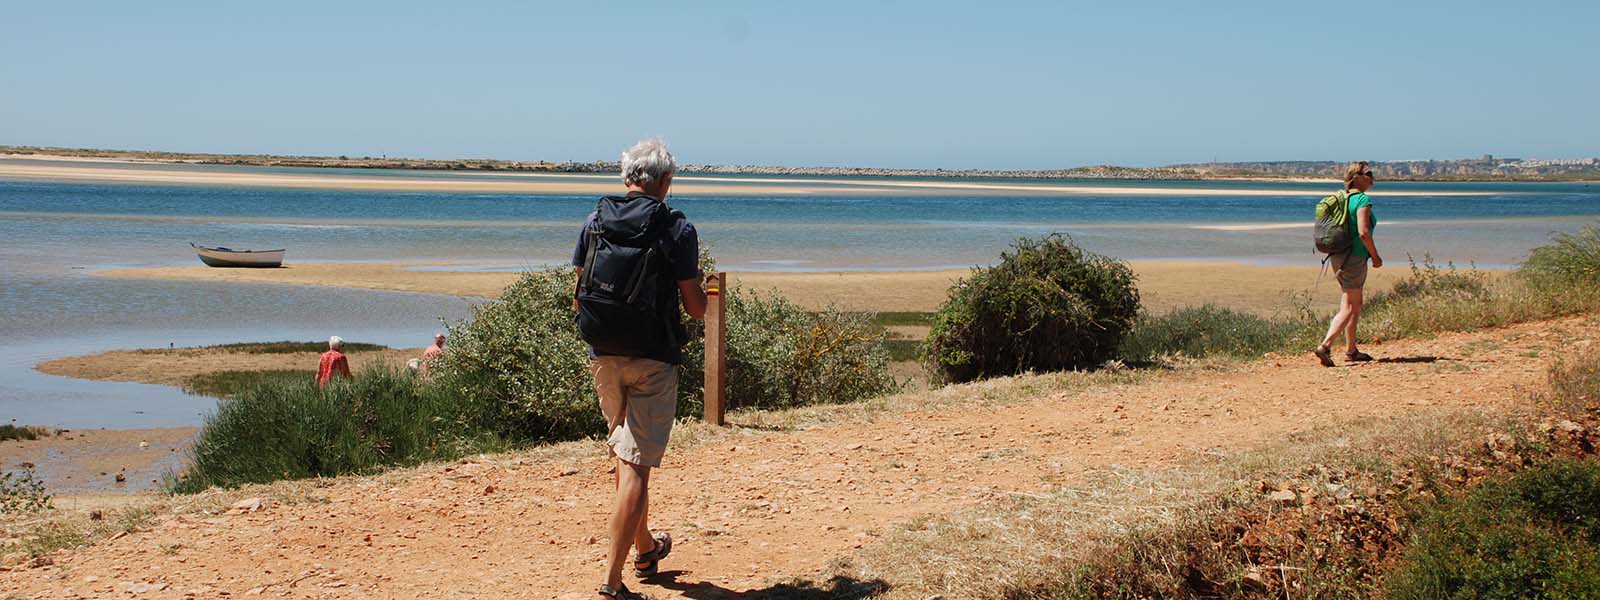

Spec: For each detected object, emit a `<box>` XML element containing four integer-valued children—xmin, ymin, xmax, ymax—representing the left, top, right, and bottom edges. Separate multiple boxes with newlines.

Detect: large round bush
<box><xmin>924</xmin><ymin>234</ymin><xmax>1140</xmax><ymax>383</ymax></box>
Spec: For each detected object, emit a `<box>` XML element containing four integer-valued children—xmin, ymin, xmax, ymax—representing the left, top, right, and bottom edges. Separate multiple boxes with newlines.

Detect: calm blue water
<box><xmin>1</xmin><ymin>164</ymin><xmax>1597</xmax><ymax>428</ymax></box>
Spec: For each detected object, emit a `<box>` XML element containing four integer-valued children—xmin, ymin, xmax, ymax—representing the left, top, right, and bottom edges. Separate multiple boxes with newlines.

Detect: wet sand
<box><xmin>1</xmin><ymin>427</ymin><xmax>195</xmax><ymax>494</ymax></box>
<box><xmin>100</xmin><ymin>260</ymin><xmax>1415</xmax><ymax>314</ymax></box>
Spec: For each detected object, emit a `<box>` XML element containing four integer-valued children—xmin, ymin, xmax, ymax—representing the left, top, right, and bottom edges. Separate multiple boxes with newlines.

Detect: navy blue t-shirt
<box><xmin>572</xmin><ymin>193</ymin><xmax>700</xmax><ymax>364</ymax></box>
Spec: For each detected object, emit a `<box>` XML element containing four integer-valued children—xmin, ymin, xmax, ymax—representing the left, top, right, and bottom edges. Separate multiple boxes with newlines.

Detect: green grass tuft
<box><xmin>182</xmin><ymin>370</ymin><xmax>315</xmax><ymax>399</ymax></box>
<box><xmin>0</xmin><ymin>424</ymin><xmax>47</xmax><ymax>442</ymax></box>
<box><xmin>1118</xmin><ymin>304</ymin><xmax>1314</xmax><ymax>362</ymax></box>
<box><xmin>1522</xmin><ymin>224</ymin><xmax>1600</xmax><ymax>288</ymax></box>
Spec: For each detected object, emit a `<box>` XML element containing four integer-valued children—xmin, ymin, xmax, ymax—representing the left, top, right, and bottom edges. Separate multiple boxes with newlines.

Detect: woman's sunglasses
<box><xmin>1361</xmin><ymin>171</ymin><xmax>1375</xmax><ymax>178</ymax></box>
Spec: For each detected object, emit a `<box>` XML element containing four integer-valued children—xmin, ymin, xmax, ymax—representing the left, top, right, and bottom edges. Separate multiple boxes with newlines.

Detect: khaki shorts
<box><xmin>1329</xmin><ymin>251</ymin><xmax>1370</xmax><ymax>290</ymax></box>
<box><xmin>590</xmin><ymin>356</ymin><xmax>679</xmax><ymax>468</ymax></box>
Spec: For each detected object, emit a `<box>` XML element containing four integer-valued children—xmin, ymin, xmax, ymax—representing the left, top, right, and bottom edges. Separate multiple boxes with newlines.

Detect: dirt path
<box><xmin>4</xmin><ymin>315</ymin><xmax>1593</xmax><ymax>599</ymax></box>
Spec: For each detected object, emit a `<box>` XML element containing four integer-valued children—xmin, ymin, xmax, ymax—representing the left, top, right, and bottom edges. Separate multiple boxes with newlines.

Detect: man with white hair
<box><xmin>315</xmin><ymin>335</ymin><xmax>352</xmax><ymax>388</ymax></box>
<box><xmin>420</xmin><ymin>332</ymin><xmax>446</xmax><ymax>378</ymax></box>
<box><xmin>573</xmin><ymin>138</ymin><xmax>706</xmax><ymax>600</ymax></box>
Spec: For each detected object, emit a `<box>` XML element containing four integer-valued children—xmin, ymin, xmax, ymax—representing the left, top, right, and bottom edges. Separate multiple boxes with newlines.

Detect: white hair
<box><xmin>328</xmin><ymin>335</ymin><xmax>344</xmax><ymax>350</ymax></box>
<box><xmin>434</xmin><ymin>332</ymin><xmax>446</xmax><ymax>341</ymax></box>
<box><xmin>620</xmin><ymin>138</ymin><xmax>676</xmax><ymax>187</ymax></box>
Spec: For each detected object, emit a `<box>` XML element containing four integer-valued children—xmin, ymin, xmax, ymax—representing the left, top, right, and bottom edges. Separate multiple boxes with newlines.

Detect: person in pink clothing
<box><xmin>316</xmin><ymin>336</ymin><xmax>352</xmax><ymax>388</ymax></box>
<box><xmin>420</xmin><ymin>332</ymin><xmax>446</xmax><ymax>378</ymax></box>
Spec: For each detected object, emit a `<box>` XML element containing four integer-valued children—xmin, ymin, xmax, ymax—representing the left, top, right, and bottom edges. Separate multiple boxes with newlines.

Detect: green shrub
<box><xmin>435</xmin><ymin>269</ymin><xmax>898</xmax><ymax>435</ymax></box>
<box><xmin>1387</xmin><ymin>459</ymin><xmax>1600</xmax><ymax>599</ymax></box>
<box><xmin>431</xmin><ymin>268</ymin><xmax>605</xmax><ymax>441</ymax></box>
<box><xmin>1118</xmin><ymin>305</ymin><xmax>1307</xmax><ymax>362</ymax></box>
<box><xmin>173</xmin><ymin>365</ymin><xmax>499</xmax><ymax>493</ymax></box>
<box><xmin>1522</xmin><ymin>224</ymin><xmax>1600</xmax><ymax>287</ymax></box>
<box><xmin>722</xmin><ymin>289</ymin><xmax>898</xmax><ymax>410</ymax></box>
<box><xmin>924</xmin><ymin>234</ymin><xmax>1140</xmax><ymax>383</ymax></box>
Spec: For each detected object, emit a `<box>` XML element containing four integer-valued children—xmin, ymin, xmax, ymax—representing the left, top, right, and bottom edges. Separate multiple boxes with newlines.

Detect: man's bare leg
<box><xmin>612</xmin><ymin>464</ymin><xmax>658</xmax><ymax>564</ymax></box>
<box><xmin>601</xmin><ymin>460</ymin><xmax>651</xmax><ymax>596</ymax></box>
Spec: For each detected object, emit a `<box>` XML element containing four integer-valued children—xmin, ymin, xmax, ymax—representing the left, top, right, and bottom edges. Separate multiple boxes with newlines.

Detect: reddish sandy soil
<box><xmin>3</xmin><ymin>315</ymin><xmax>1594</xmax><ymax>599</ymax></box>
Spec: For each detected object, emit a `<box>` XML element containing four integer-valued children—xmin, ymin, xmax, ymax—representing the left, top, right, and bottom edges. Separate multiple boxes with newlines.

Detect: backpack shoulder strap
<box><xmin>579</xmin><ymin>213</ymin><xmax>603</xmax><ymax>291</ymax></box>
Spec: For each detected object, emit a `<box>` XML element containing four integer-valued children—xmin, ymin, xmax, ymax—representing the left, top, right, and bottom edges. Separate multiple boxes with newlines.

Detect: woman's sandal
<box><xmin>1346</xmin><ymin>350</ymin><xmax>1374</xmax><ymax>362</ymax></box>
<box><xmin>1313</xmin><ymin>345</ymin><xmax>1336</xmax><ymax>367</ymax></box>
<box><xmin>597</xmin><ymin>583</ymin><xmax>643</xmax><ymax>600</ymax></box>
<box><xmin>633</xmin><ymin>532</ymin><xmax>672</xmax><ymax>578</ymax></box>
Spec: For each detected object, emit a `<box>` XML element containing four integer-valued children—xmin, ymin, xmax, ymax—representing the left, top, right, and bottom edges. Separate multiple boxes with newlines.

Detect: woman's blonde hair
<box><xmin>1343</xmin><ymin>161</ymin><xmax>1372</xmax><ymax>189</ymax></box>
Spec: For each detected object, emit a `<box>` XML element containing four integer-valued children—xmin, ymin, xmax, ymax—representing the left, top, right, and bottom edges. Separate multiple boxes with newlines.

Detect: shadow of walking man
<box><xmin>649</xmin><ymin>570</ymin><xmax>890</xmax><ymax>599</ymax></box>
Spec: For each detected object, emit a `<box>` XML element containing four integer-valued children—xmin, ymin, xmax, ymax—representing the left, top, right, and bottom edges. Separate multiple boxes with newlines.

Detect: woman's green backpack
<box><xmin>1313</xmin><ymin>190</ymin><xmax>1353</xmax><ymax>254</ymax></box>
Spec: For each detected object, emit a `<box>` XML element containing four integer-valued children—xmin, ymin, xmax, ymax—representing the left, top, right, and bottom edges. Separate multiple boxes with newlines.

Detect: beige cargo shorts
<box><xmin>590</xmin><ymin>356</ymin><xmax>680</xmax><ymax>468</ymax></box>
<box><xmin>1329</xmin><ymin>251</ymin><xmax>1370</xmax><ymax>290</ymax></box>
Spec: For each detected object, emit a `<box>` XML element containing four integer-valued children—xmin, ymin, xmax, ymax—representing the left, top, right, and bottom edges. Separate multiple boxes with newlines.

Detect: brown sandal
<box><xmin>598</xmin><ymin>583</ymin><xmax>644</xmax><ymax>600</ymax></box>
<box><xmin>633</xmin><ymin>532</ymin><xmax>672</xmax><ymax>577</ymax></box>
<box><xmin>1313</xmin><ymin>345</ymin><xmax>1336</xmax><ymax>367</ymax></box>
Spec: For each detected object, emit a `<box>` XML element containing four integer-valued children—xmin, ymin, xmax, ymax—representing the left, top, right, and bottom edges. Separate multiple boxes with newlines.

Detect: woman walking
<box><xmin>1314</xmin><ymin>161</ymin><xmax>1383</xmax><ymax>366</ymax></box>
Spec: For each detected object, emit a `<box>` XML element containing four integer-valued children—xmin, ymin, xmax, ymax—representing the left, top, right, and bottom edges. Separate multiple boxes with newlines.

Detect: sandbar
<box><xmin>0</xmin><ymin>158</ymin><xmax>1490</xmax><ymax>197</ymax></box>
<box><xmin>37</xmin><ymin>346</ymin><xmax>424</xmax><ymax>389</ymax></box>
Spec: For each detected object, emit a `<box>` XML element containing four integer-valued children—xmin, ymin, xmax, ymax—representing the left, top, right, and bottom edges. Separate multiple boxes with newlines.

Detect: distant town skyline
<box><xmin>3</xmin><ymin>1</ymin><xmax>1596</xmax><ymax>169</ymax></box>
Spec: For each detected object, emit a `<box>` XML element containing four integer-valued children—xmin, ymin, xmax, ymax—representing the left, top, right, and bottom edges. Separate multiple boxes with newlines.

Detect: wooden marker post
<box><xmin>703</xmin><ymin>272</ymin><xmax>727</xmax><ymax>426</ymax></box>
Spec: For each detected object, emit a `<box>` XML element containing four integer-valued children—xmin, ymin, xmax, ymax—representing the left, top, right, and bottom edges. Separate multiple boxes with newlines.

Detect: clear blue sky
<box><xmin>3</xmin><ymin>1</ymin><xmax>1596</xmax><ymax>169</ymax></box>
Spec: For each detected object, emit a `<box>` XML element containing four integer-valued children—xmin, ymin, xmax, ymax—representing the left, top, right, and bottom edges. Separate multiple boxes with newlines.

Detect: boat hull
<box><xmin>192</xmin><ymin>244</ymin><xmax>285</xmax><ymax>268</ymax></box>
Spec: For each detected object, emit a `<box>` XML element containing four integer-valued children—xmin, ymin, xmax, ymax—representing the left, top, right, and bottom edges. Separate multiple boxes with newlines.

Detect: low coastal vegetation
<box><xmin>0</xmin><ymin>424</ymin><xmax>54</xmax><ymax>442</ymax></box>
<box><xmin>182</xmin><ymin>370</ymin><xmax>315</xmax><ymax>399</ymax></box>
<box><xmin>1116</xmin><ymin>227</ymin><xmax>1600</xmax><ymax>364</ymax></box>
<box><xmin>174</xmin><ymin>267</ymin><xmax>895</xmax><ymax>492</ymax></box>
<box><xmin>171</xmin><ymin>227</ymin><xmax>1600</xmax><ymax>494</ymax></box>
<box><xmin>173</xmin><ymin>366</ymin><xmax>503</xmax><ymax>493</ymax></box>
<box><xmin>155</xmin><ymin>225</ymin><xmax>1600</xmax><ymax>597</ymax></box>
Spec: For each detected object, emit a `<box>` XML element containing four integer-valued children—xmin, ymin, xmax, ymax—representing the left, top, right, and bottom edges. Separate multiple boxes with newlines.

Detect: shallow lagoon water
<box><xmin>0</xmin><ymin>167</ymin><xmax>1596</xmax><ymax>428</ymax></box>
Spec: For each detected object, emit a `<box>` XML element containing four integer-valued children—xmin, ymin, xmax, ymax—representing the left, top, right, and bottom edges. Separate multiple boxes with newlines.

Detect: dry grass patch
<box><xmin>829</xmin><ymin>409</ymin><xmax>1520</xmax><ymax>599</ymax></box>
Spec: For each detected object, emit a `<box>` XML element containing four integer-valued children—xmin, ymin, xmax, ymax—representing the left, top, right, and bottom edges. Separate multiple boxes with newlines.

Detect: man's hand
<box><xmin>1372</xmin><ymin>255</ymin><xmax>1383</xmax><ymax>269</ymax></box>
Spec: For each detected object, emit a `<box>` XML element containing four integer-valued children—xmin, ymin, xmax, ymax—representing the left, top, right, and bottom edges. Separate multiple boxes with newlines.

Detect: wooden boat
<box><xmin>191</xmin><ymin>243</ymin><xmax>286</xmax><ymax>268</ymax></box>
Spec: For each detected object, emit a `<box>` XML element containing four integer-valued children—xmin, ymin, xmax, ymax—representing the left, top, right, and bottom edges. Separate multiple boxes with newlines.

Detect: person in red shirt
<box><xmin>420</xmin><ymin>332</ymin><xmax>445</xmax><ymax>379</ymax></box>
<box><xmin>316</xmin><ymin>336</ymin><xmax>352</xmax><ymax>388</ymax></box>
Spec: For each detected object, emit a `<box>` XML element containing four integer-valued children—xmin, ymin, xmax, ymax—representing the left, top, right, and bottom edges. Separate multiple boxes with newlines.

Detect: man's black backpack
<box><xmin>575</xmin><ymin>194</ymin><xmax>685</xmax><ymax>356</ymax></box>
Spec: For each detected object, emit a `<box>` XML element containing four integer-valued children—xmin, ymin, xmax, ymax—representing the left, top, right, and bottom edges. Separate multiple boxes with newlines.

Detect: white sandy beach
<box><xmin>0</xmin><ymin>156</ymin><xmax>1495</xmax><ymax>197</ymax></box>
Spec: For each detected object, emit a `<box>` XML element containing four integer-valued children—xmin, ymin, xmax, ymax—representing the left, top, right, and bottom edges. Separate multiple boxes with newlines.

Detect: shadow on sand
<box><xmin>647</xmin><ymin>571</ymin><xmax>890</xmax><ymax>599</ymax></box>
<box><xmin>1375</xmin><ymin>355</ymin><xmax>1450</xmax><ymax>364</ymax></box>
